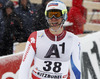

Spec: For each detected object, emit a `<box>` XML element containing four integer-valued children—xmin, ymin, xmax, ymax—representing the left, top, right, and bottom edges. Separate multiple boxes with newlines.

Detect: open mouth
<box><xmin>51</xmin><ymin>22</ymin><xmax>58</xmax><ymax>26</ymax></box>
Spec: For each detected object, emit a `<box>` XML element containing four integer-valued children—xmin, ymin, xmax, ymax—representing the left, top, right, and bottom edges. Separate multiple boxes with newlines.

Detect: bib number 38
<box><xmin>43</xmin><ymin>61</ymin><xmax>62</xmax><ymax>72</ymax></box>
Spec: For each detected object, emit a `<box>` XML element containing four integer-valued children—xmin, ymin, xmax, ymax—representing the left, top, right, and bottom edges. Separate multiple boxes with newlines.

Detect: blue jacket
<box><xmin>0</xmin><ymin>0</ymin><xmax>6</xmax><ymax>55</ymax></box>
<box><xmin>0</xmin><ymin>11</ymin><xmax>5</xmax><ymax>56</ymax></box>
<box><xmin>15</xmin><ymin>0</ymin><xmax>36</xmax><ymax>38</ymax></box>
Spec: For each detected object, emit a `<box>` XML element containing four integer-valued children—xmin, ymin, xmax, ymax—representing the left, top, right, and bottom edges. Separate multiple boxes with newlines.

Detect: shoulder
<box><xmin>15</xmin><ymin>5</ymin><xmax>20</xmax><ymax>10</ymax></box>
<box><xmin>28</xmin><ymin>30</ymin><xmax>44</xmax><ymax>40</ymax></box>
<box><xmin>70</xmin><ymin>6</ymin><xmax>79</xmax><ymax>11</ymax></box>
<box><xmin>28</xmin><ymin>31</ymin><xmax>37</xmax><ymax>38</ymax></box>
<box><xmin>67</xmin><ymin>31</ymin><xmax>79</xmax><ymax>41</ymax></box>
<box><xmin>67</xmin><ymin>32</ymin><xmax>80</xmax><ymax>49</ymax></box>
<box><xmin>29</xmin><ymin>4</ymin><xmax>36</xmax><ymax>10</ymax></box>
<box><xmin>14</xmin><ymin>6</ymin><xmax>21</xmax><ymax>13</ymax></box>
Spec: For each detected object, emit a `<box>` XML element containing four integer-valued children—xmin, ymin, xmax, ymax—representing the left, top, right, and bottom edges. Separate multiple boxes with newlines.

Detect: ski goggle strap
<box><xmin>45</xmin><ymin>9</ymin><xmax>67</xmax><ymax>19</ymax></box>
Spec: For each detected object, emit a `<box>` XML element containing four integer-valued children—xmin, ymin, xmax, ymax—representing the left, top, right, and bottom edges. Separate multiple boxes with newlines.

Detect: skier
<box><xmin>18</xmin><ymin>0</ymin><xmax>81</xmax><ymax>79</ymax></box>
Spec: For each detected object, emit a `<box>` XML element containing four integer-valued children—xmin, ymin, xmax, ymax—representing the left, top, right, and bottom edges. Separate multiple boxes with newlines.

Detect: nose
<box><xmin>51</xmin><ymin>16</ymin><xmax>57</xmax><ymax>20</ymax></box>
<box><xmin>51</xmin><ymin>17</ymin><xmax>56</xmax><ymax>20</ymax></box>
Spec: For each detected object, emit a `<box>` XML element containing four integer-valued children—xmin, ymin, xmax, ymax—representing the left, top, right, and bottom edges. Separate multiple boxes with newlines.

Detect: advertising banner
<box><xmin>80</xmin><ymin>31</ymin><xmax>100</xmax><ymax>79</ymax></box>
<box><xmin>0</xmin><ymin>53</ymin><xmax>23</xmax><ymax>79</ymax></box>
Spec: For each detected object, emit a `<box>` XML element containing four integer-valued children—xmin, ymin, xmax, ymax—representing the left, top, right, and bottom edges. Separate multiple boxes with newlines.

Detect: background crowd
<box><xmin>0</xmin><ymin>0</ymin><xmax>99</xmax><ymax>56</ymax></box>
<box><xmin>0</xmin><ymin>0</ymin><xmax>53</xmax><ymax>56</ymax></box>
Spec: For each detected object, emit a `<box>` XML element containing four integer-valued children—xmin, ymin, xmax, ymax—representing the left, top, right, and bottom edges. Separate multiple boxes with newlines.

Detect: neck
<box><xmin>49</xmin><ymin>26</ymin><xmax>64</xmax><ymax>35</ymax></box>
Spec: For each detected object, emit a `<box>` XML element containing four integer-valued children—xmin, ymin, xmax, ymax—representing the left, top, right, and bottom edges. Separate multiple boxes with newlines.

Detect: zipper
<box><xmin>55</xmin><ymin>36</ymin><xmax>57</xmax><ymax>41</ymax></box>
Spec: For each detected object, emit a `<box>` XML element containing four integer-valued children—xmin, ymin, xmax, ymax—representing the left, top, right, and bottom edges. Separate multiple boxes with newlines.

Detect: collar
<box><xmin>45</xmin><ymin>29</ymin><xmax>66</xmax><ymax>41</ymax></box>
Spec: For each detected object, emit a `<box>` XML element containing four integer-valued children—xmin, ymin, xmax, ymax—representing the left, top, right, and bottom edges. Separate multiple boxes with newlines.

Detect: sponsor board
<box><xmin>80</xmin><ymin>31</ymin><xmax>100</xmax><ymax>79</ymax></box>
<box><xmin>0</xmin><ymin>53</ymin><xmax>23</xmax><ymax>79</ymax></box>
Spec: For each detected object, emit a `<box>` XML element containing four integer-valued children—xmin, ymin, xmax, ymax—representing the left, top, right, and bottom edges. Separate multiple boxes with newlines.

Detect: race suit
<box><xmin>18</xmin><ymin>29</ymin><xmax>81</xmax><ymax>79</ymax></box>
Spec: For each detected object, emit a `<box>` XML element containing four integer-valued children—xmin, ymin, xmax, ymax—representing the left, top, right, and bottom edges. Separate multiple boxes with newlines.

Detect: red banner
<box><xmin>0</xmin><ymin>53</ymin><xmax>23</xmax><ymax>79</ymax></box>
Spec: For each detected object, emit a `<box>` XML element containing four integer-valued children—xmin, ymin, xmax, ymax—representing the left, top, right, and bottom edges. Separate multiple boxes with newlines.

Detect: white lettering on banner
<box><xmin>1</xmin><ymin>67</ymin><xmax>33</xmax><ymax>79</ymax></box>
<box><xmin>2</xmin><ymin>71</ymin><xmax>18</xmax><ymax>79</ymax></box>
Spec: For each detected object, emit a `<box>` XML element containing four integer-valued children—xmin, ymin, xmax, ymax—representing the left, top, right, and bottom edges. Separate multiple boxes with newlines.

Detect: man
<box><xmin>2</xmin><ymin>1</ymin><xmax>26</xmax><ymax>56</ymax></box>
<box><xmin>18</xmin><ymin>0</ymin><xmax>81</xmax><ymax>79</ymax></box>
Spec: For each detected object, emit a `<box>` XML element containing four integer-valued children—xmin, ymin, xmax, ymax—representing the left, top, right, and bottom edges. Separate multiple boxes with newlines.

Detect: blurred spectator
<box><xmin>0</xmin><ymin>18</ymin><xmax>5</xmax><ymax>56</ymax></box>
<box><xmin>15</xmin><ymin>0</ymin><xmax>36</xmax><ymax>39</ymax></box>
<box><xmin>35</xmin><ymin>0</ymin><xmax>52</xmax><ymax>30</ymax></box>
<box><xmin>64</xmin><ymin>0</ymin><xmax>87</xmax><ymax>35</ymax></box>
<box><xmin>0</xmin><ymin>0</ymin><xmax>8</xmax><ymax>56</ymax></box>
<box><xmin>1</xmin><ymin>1</ymin><xmax>26</xmax><ymax>56</ymax></box>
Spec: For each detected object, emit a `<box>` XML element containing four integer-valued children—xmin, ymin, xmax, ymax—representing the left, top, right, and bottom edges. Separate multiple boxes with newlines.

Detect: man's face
<box><xmin>47</xmin><ymin>9</ymin><xmax>63</xmax><ymax>27</ymax></box>
<box><xmin>6</xmin><ymin>7</ymin><xmax>13</xmax><ymax>15</ymax></box>
<box><xmin>48</xmin><ymin>17</ymin><xmax>63</xmax><ymax>27</ymax></box>
<box><xmin>21</xmin><ymin>0</ymin><xmax>28</xmax><ymax>6</ymax></box>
